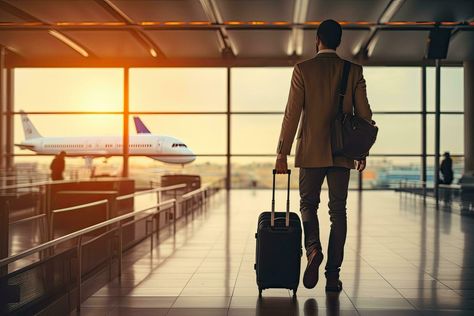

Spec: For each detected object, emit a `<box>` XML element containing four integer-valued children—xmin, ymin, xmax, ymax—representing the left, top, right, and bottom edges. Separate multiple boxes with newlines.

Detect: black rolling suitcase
<box><xmin>254</xmin><ymin>169</ymin><xmax>302</xmax><ymax>297</ymax></box>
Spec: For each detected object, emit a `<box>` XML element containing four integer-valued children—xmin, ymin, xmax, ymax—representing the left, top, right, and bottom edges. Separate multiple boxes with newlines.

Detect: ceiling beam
<box><xmin>0</xmin><ymin>0</ymin><xmax>92</xmax><ymax>58</ymax></box>
<box><xmin>94</xmin><ymin>0</ymin><xmax>165</xmax><ymax>59</ymax></box>
<box><xmin>199</xmin><ymin>0</ymin><xmax>236</xmax><ymax>57</ymax></box>
<box><xmin>1</xmin><ymin>22</ymin><xmax>472</xmax><ymax>31</ymax></box>
<box><xmin>0</xmin><ymin>0</ymin><xmax>41</xmax><ymax>22</ymax></box>
<box><xmin>353</xmin><ymin>0</ymin><xmax>406</xmax><ymax>60</ymax></box>
<box><xmin>5</xmin><ymin>55</ymin><xmax>464</xmax><ymax>68</ymax></box>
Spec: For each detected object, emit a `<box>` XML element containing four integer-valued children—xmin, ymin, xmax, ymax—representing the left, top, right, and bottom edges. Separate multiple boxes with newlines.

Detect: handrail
<box><xmin>182</xmin><ymin>184</ymin><xmax>210</xmax><ymax>200</ymax></box>
<box><xmin>0</xmin><ymin>179</ymin><xmax>83</xmax><ymax>191</ymax></box>
<box><xmin>9</xmin><ymin>214</ymin><xmax>46</xmax><ymax>226</ymax></box>
<box><xmin>0</xmin><ymin>198</ymin><xmax>176</xmax><ymax>268</ymax></box>
<box><xmin>116</xmin><ymin>183</ymin><xmax>186</xmax><ymax>201</ymax></box>
<box><xmin>52</xmin><ymin>199</ymin><xmax>109</xmax><ymax>214</ymax></box>
<box><xmin>439</xmin><ymin>184</ymin><xmax>461</xmax><ymax>189</ymax></box>
<box><xmin>0</xmin><ymin>177</ymin><xmax>131</xmax><ymax>191</ymax></box>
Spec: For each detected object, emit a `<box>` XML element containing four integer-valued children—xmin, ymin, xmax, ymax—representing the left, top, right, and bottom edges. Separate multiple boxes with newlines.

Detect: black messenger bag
<box><xmin>331</xmin><ymin>61</ymin><xmax>378</xmax><ymax>160</ymax></box>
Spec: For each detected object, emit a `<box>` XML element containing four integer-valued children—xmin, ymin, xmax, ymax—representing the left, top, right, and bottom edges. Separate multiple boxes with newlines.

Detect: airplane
<box><xmin>15</xmin><ymin>111</ymin><xmax>196</xmax><ymax>165</ymax></box>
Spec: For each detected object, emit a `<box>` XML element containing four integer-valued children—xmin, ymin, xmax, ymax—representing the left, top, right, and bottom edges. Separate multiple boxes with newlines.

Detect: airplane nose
<box><xmin>187</xmin><ymin>149</ymin><xmax>196</xmax><ymax>163</ymax></box>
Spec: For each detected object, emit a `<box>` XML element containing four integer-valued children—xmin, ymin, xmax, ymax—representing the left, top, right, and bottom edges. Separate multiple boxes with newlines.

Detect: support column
<box><xmin>460</xmin><ymin>61</ymin><xmax>474</xmax><ymax>213</ymax></box>
<box><xmin>226</xmin><ymin>67</ymin><xmax>231</xmax><ymax>190</ymax></box>
<box><xmin>122</xmin><ymin>68</ymin><xmax>129</xmax><ymax>178</ymax></box>
<box><xmin>421</xmin><ymin>66</ymin><xmax>427</xmax><ymax>198</ymax></box>
<box><xmin>0</xmin><ymin>47</ymin><xmax>5</xmax><ymax>171</ymax></box>
<box><xmin>434</xmin><ymin>60</ymin><xmax>441</xmax><ymax>205</ymax></box>
<box><xmin>5</xmin><ymin>66</ymin><xmax>13</xmax><ymax>170</ymax></box>
<box><xmin>464</xmin><ymin>61</ymin><xmax>474</xmax><ymax>176</ymax></box>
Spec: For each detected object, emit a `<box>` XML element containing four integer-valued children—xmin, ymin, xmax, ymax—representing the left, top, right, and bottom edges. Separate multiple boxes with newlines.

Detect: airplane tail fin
<box><xmin>133</xmin><ymin>116</ymin><xmax>151</xmax><ymax>134</ymax></box>
<box><xmin>20</xmin><ymin>110</ymin><xmax>42</xmax><ymax>140</ymax></box>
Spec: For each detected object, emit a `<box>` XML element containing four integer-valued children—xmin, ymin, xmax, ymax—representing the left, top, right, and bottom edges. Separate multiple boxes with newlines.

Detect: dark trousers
<box><xmin>299</xmin><ymin>167</ymin><xmax>350</xmax><ymax>278</ymax></box>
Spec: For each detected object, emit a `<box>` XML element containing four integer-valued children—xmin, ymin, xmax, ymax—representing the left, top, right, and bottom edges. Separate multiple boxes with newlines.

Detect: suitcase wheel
<box><xmin>292</xmin><ymin>288</ymin><xmax>297</xmax><ymax>298</ymax></box>
<box><xmin>258</xmin><ymin>287</ymin><xmax>263</xmax><ymax>297</ymax></box>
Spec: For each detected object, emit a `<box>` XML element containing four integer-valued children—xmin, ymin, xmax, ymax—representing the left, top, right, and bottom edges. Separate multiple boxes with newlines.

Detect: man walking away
<box><xmin>50</xmin><ymin>151</ymin><xmax>66</xmax><ymax>181</ymax></box>
<box><xmin>275</xmin><ymin>19</ymin><xmax>373</xmax><ymax>292</ymax></box>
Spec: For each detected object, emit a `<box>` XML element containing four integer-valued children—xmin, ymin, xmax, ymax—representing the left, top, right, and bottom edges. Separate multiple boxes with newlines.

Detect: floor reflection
<box><xmin>80</xmin><ymin>190</ymin><xmax>474</xmax><ymax>315</ymax></box>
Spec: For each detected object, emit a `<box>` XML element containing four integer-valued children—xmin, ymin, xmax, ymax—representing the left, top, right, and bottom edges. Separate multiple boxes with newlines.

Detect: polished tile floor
<box><xmin>79</xmin><ymin>190</ymin><xmax>474</xmax><ymax>315</ymax></box>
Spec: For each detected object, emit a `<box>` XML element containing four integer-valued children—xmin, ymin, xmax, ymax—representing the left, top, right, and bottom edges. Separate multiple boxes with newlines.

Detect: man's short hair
<box><xmin>317</xmin><ymin>19</ymin><xmax>342</xmax><ymax>49</ymax></box>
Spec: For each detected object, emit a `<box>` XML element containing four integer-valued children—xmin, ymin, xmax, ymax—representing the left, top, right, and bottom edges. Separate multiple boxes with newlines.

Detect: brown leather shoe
<box><xmin>303</xmin><ymin>249</ymin><xmax>324</xmax><ymax>289</ymax></box>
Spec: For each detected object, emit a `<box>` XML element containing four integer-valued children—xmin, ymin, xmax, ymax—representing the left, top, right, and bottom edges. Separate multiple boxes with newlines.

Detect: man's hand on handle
<box><xmin>356</xmin><ymin>159</ymin><xmax>366</xmax><ymax>172</ymax></box>
<box><xmin>275</xmin><ymin>154</ymin><xmax>288</xmax><ymax>174</ymax></box>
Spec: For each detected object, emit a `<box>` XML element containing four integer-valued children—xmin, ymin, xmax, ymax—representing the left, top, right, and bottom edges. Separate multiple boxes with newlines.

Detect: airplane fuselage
<box><xmin>19</xmin><ymin>134</ymin><xmax>196</xmax><ymax>164</ymax></box>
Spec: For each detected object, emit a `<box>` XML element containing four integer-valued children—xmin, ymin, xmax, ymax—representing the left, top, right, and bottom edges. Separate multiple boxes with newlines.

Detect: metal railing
<box><xmin>117</xmin><ymin>183</ymin><xmax>187</xmax><ymax>204</ymax></box>
<box><xmin>0</xmin><ymin>199</ymin><xmax>177</xmax><ymax>311</ymax></box>
<box><xmin>6</xmin><ymin>183</ymin><xmax>189</xmax><ymax>250</ymax></box>
<box><xmin>1</xmin><ymin>178</ymin><xmax>224</xmax><ymax>312</ymax></box>
<box><xmin>398</xmin><ymin>180</ymin><xmax>428</xmax><ymax>198</ymax></box>
<box><xmin>49</xmin><ymin>199</ymin><xmax>109</xmax><ymax>241</ymax></box>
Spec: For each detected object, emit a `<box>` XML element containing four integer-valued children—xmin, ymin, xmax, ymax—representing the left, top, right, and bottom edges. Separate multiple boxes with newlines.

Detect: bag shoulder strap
<box><xmin>338</xmin><ymin>60</ymin><xmax>351</xmax><ymax>115</ymax></box>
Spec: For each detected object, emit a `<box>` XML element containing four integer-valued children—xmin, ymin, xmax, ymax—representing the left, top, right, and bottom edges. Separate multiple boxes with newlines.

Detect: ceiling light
<box><xmin>48</xmin><ymin>30</ymin><xmax>88</xmax><ymax>57</ymax></box>
<box><xmin>379</xmin><ymin>0</ymin><xmax>405</xmax><ymax>23</ymax></box>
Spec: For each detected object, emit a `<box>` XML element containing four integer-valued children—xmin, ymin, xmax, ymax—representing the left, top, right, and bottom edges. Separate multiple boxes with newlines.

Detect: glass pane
<box><xmin>370</xmin><ymin>114</ymin><xmax>421</xmax><ymax>154</ymax></box>
<box><xmin>231</xmin><ymin>156</ymin><xmax>359</xmax><ymax>190</ymax></box>
<box><xmin>427</xmin><ymin>114</ymin><xmax>464</xmax><ymax>155</ymax></box>
<box><xmin>129</xmin><ymin>156</ymin><xmax>225</xmax><ymax>189</ymax></box>
<box><xmin>128</xmin><ymin>115</ymin><xmax>226</xmax><ymax>155</ymax></box>
<box><xmin>231</xmin><ymin>115</ymin><xmax>286</xmax><ymax>154</ymax></box>
<box><xmin>14</xmin><ymin>68</ymin><xmax>123</xmax><ymax>112</ymax></box>
<box><xmin>232</xmin><ymin>156</ymin><xmax>297</xmax><ymax>189</ymax></box>
<box><xmin>11</xmin><ymin>155</ymin><xmax>123</xmax><ymax>182</ymax></box>
<box><xmin>13</xmin><ymin>114</ymin><xmax>122</xmax><ymax>155</ymax></box>
<box><xmin>427</xmin><ymin>67</ymin><xmax>464</xmax><ymax>112</ymax></box>
<box><xmin>231</xmin><ymin>67</ymin><xmax>293</xmax><ymax>112</ymax></box>
<box><xmin>364</xmin><ymin>157</ymin><xmax>425</xmax><ymax>189</ymax></box>
<box><xmin>130</xmin><ymin>68</ymin><xmax>227</xmax><ymax>111</ymax></box>
<box><xmin>364</xmin><ymin>67</ymin><xmax>420</xmax><ymax>112</ymax></box>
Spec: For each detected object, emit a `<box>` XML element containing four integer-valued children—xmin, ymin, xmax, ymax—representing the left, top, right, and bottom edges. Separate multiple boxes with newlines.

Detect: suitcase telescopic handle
<box><xmin>271</xmin><ymin>169</ymin><xmax>291</xmax><ymax>228</ymax></box>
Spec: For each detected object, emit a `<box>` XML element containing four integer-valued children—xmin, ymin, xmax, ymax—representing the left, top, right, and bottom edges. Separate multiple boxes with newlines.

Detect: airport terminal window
<box><xmin>364</xmin><ymin>157</ymin><xmax>430</xmax><ymax>189</ymax></box>
<box><xmin>231</xmin><ymin>115</ymin><xmax>287</xmax><ymax>155</ymax></box>
<box><xmin>231</xmin><ymin>67</ymin><xmax>293</xmax><ymax>112</ymax></box>
<box><xmin>9</xmin><ymin>66</ymin><xmax>465</xmax><ymax>190</ymax></box>
<box><xmin>127</xmin><ymin>115</ymin><xmax>226</xmax><ymax>155</ymax></box>
<box><xmin>231</xmin><ymin>156</ymin><xmax>360</xmax><ymax>190</ymax></box>
<box><xmin>13</xmin><ymin>115</ymin><xmax>122</xmax><ymax>155</ymax></box>
<box><xmin>427</xmin><ymin>67</ymin><xmax>464</xmax><ymax>112</ymax></box>
<box><xmin>128</xmin><ymin>156</ymin><xmax>226</xmax><ymax>189</ymax></box>
<box><xmin>427</xmin><ymin>114</ymin><xmax>464</xmax><ymax>155</ymax></box>
<box><xmin>369</xmin><ymin>114</ymin><xmax>421</xmax><ymax>155</ymax></box>
<box><xmin>14</xmin><ymin>68</ymin><xmax>123</xmax><ymax>112</ymax></box>
<box><xmin>130</xmin><ymin>68</ymin><xmax>227</xmax><ymax>112</ymax></box>
<box><xmin>363</xmin><ymin>67</ymin><xmax>421</xmax><ymax>112</ymax></box>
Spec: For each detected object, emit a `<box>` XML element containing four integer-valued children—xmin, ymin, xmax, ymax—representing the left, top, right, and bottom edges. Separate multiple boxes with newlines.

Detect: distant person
<box><xmin>440</xmin><ymin>152</ymin><xmax>454</xmax><ymax>185</ymax></box>
<box><xmin>275</xmin><ymin>20</ymin><xmax>372</xmax><ymax>292</ymax></box>
<box><xmin>50</xmin><ymin>151</ymin><xmax>66</xmax><ymax>181</ymax></box>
